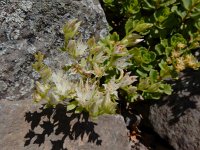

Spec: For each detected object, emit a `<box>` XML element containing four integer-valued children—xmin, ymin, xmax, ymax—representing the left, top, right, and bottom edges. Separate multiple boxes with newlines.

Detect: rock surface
<box><xmin>149</xmin><ymin>70</ymin><xmax>200</xmax><ymax>150</ymax></box>
<box><xmin>0</xmin><ymin>0</ymin><xmax>108</xmax><ymax>100</ymax></box>
<box><xmin>0</xmin><ymin>1</ymin><xmax>131</xmax><ymax>149</ymax></box>
<box><xmin>0</xmin><ymin>100</ymin><xmax>130</xmax><ymax>150</ymax></box>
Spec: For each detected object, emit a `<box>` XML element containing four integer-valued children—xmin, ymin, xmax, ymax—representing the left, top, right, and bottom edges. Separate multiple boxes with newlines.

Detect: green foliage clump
<box><xmin>33</xmin><ymin>19</ymin><xmax>142</xmax><ymax>117</ymax></box>
<box><xmin>102</xmin><ymin>0</ymin><xmax>200</xmax><ymax>98</ymax></box>
<box><xmin>33</xmin><ymin>15</ymin><xmax>199</xmax><ymax>118</ymax></box>
<box><xmin>102</xmin><ymin>0</ymin><xmax>200</xmax><ymax>48</ymax></box>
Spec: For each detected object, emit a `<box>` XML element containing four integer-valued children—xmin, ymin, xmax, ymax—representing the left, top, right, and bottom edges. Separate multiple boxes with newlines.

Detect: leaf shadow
<box><xmin>24</xmin><ymin>104</ymin><xmax>102</xmax><ymax>150</ymax></box>
<box><xmin>157</xmin><ymin>69</ymin><xmax>200</xmax><ymax>125</ymax></box>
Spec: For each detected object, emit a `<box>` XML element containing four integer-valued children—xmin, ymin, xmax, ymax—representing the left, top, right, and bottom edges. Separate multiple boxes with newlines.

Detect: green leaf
<box><xmin>182</xmin><ymin>0</ymin><xmax>193</xmax><ymax>10</ymax></box>
<box><xmin>160</xmin><ymin>84</ymin><xmax>172</xmax><ymax>95</ymax></box>
<box><xmin>142</xmin><ymin>0</ymin><xmax>155</xmax><ymax>10</ymax></box>
<box><xmin>160</xmin><ymin>0</ymin><xmax>176</xmax><ymax>7</ymax></box>
<box><xmin>154</xmin><ymin>7</ymin><xmax>171</xmax><ymax>23</ymax></box>
<box><xmin>67</xmin><ymin>101</ymin><xmax>78</xmax><ymax>111</ymax></box>
<box><xmin>141</xmin><ymin>64</ymin><xmax>153</xmax><ymax>72</ymax></box>
<box><xmin>75</xmin><ymin>107</ymin><xmax>83</xmax><ymax>114</ymax></box>
<box><xmin>136</xmin><ymin>23</ymin><xmax>153</xmax><ymax>33</ymax></box>
<box><xmin>195</xmin><ymin>20</ymin><xmax>200</xmax><ymax>29</ymax></box>
<box><xmin>142</xmin><ymin>92</ymin><xmax>161</xmax><ymax>99</ymax></box>
<box><xmin>103</xmin><ymin>0</ymin><xmax>114</xmax><ymax>4</ymax></box>
<box><xmin>161</xmin><ymin>39</ymin><xmax>169</xmax><ymax>47</ymax></box>
<box><xmin>165</xmin><ymin>47</ymin><xmax>172</xmax><ymax>57</ymax></box>
<box><xmin>171</xmin><ymin>6</ymin><xmax>186</xmax><ymax>19</ymax></box>
<box><xmin>138</xmin><ymin>78</ymin><xmax>150</xmax><ymax>90</ymax></box>
<box><xmin>121</xmin><ymin>33</ymin><xmax>143</xmax><ymax>47</ymax></box>
<box><xmin>136</xmin><ymin>69</ymin><xmax>147</xmax><ymax>77</ymax></box>
<box><xmin>110</xmin><ymin>32</ymin><xmax>120</xmax><ymax>41</ymax></box>
<box><xmin>190</xmin><ymin>1</ymin><xmax>200</xmax><ymax>19</ymax></box>
<box><xmin>147</xmin><ymin>84</ymin><xmax>160</xmax><ymax>92</ymax></box>
<box><xmin>191</xmin><ymin>11</ymin><xmax>200</xmax><ymax>19</ymax></box>
<box><xmin>125</xmin><ymin>19</ymin><xmax>153</xmax><ymax>34</ymax></box>
<box><xmin>125</xmin><ymin>18</ymin><xmax>134</xmax><ymax>34</ymax></box>
<box><xmin>149</xmin><ymin>69</ymin><xmax>159</xmax><ymax>83</ymax></box>
<box><xmin>125</xmin><ymin>0</ymin><xmax>140</xmax><ymax>15</ymax></box>
<box><xmin>155</xmin><ymin>44</ymin><xmax>165</xmax><ymax>55</ymax></box>
<box><xmin>159</xmin><ymin>60</ymin><xmax>172</xmax><ymax>79</ymax></box>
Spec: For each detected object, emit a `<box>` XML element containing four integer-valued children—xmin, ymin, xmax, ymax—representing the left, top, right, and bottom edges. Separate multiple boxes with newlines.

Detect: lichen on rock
<box><xmin>0</xmin><ymin>0</ymin><xmax>109</xmax><ymax>100</ymax></box>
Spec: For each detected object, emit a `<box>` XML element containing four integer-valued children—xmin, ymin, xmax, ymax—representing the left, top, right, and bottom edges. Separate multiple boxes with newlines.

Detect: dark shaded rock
<box><xmin>131</xmin><ymin>142</ymin><xmax>149</xmax><ymax>150</ymax></box>
<box><xmin>0</xmin><ymin>0</ymin><xmax>109</xmax><ymax>100</ymax></box>
<box><xmin>0</xmin><ymin>100</ymin><xmax>130</xmax><ymax>150</ymax></box>
<box><xmin>149</xmin><ymin>70</ymin><xmax>200</xmax><ymax>150</ymax></box>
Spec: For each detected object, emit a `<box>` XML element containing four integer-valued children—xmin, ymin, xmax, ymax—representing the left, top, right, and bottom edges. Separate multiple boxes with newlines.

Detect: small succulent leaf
<box><xmin>134</xmin><ymin>22</ymin><xmax>153</xmax><ymax>33</ymax></box>
<box><xmin>136</xmin><ymin>69</ymin><xmax>147</xmax><ymax>77</ymax></box>
<box><xmin>154</xmin><ymin>7</ymin><xmax>171</xmax><ymax>23</ymax></box>
<box><xmin>146</xmin><ymin>84</ymin><xmax>160</xmax><ymax>92</ymax></box>
<box><xmin>121</xmin><ymin>34</ymin><xmax>143</xmax><ymax>47</ymax></box>
<box><xmin>161</xmin><ymin>39</ymin><xmax>169</xmax><ymax>47</ymax></box>
<box><xmin>74</xmin><ymin>107</ymin><xmax>83</xmax><ymax>114</ymax></box>
<box><xmin>160</xmin><ymin>84</ymin><xmax>172</xmax><ymax>95</ymax></box>
<box><xmin>67</xmin><ymin>101</ymin><xmax>78</xmax><ymax>111</ymax></box>
<box><xmin>142</xmin><ymin>92</ymin><xmax>161</xmax><ymax>99</ymax></box>
<box><xmin>159</xmin><ymin>60</ymin><xmax>173</xmax><ymax>79</ymax></box>
<box><xmin>149</xmin><ymin>69</ymin><xmax>159</xmax><ymax>83</ymax></box>
<box><xmin>125</xmin><ymin>18</ymin><xmax>134</xmax><ymax>34</ymax></box>
<box><xmin>110</xmin><ymin>32</ymin><xmax>120</xmax><ymax>41</ymax></box>
<box><xmin>160</xmin><ymin>0</ymin><xmax>176</xmax><ymax>7</ymax></box>
<box><xmin>181</xmin><ymin>0</ymin><xmax>193</xmax><ymax>10</ymax></box>
<box><xmin>141</xmin><ymin>64</ymin><xmax>153</xmax><ymax>72</ymax></box>
<box><xmin>124</xmin><ymin>0</ymin><xmax>140</xmax><ymax>15</ymax></box>
<box><xmin>142</xmin><ymin>0</ymin><xmax>155</xmax><ymax>10</ymax></box>
<box><xmin>155</xmin><ymin>43</ymin><xmax>165</xmax><ymax>55</ymax></box>
<box><xmin>138</xmin><ymin>78</ymin><xmax>150</xmax><ymax>90</ymax></box>
<box><xmin>165</xmin><ymin>47</ymin><xmax>173</xmax><ymax>57</ymax></box>
<box><xmin>125</xmin><ymin>19</ymin><xmax>153</xmax><ymax>34</ymax></box>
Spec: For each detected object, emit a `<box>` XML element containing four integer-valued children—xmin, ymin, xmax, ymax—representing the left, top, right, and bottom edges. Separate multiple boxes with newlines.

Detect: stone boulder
<box><xmin>0</xmin><ymin>0</ymin><xmax>108</xmax><ymax>100</ymax></box>
<box><xmin>0</xmin><ymin>100</ymin><xmax>131</xmax><ymax>150</ymax></box>
<box><xmin>149</xmin><ymin>70</ymin><xmax>200</xmax><ymax>150</ymax></box>
<box><xmin>0</xmin><ymin>1</ymin><xmax>132</xmax><ymax>150</ymax></box>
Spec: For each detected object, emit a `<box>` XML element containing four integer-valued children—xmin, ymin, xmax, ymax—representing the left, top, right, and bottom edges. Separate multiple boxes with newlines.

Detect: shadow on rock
<box><xmin>157</xmin><ymin>70</ymin><xmax>200</xmax><ymax>125</ymax></box>
<box><xmin>24</xmin><ymin>104</ymin><xmax>102</xmax><ymax>150</ymax></box>
<box><xmin>126</xmin><ymin>70</ymin><xmax>200</xmax><ymax>150</ymax></box>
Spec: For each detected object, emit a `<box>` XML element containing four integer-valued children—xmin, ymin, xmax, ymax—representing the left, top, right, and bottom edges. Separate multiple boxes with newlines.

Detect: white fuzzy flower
<box><xmin>76</xmin><ymin>39</ymin><xmax>88</xmax><ymax>56</ymax></box>
<box><xmin>118</xmin><ymin>72</ymin><xmax>137</xmax><ymax>87</ymax></box>
<box><xmin>51</xmin><ymin>71</ymin><xmax>75</xmax><ymax>96</ymax></box>
<box><xmin>103</xmin><ymin>77</ymin><xmax>120</xmax><ymax>98</ymax></box>
<box><xmin>75</xmin><ymin>79</ymin><xmax>97</xmax><ymax>106</ymax></box>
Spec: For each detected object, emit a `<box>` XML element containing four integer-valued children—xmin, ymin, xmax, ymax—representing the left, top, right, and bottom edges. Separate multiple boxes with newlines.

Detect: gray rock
<box><xmin>0</xmin><ymin>100</ymin><xmax>130</xmax><ymax>150</ymax></box>
<box><xmin>131</xmin><ymin>142</ymin><xmax>149</xmax><ymax>150</ymax></box>
<box><xmin>149</xmin><ymin>70</ymin><xmax>200</xmax><ymax>150</ymax></box>
<box><xmin>0</xmin><ymin>1</ymin><xmax>130</xmax><ymax>150</ymax></box>
<box><xmin>0</xmin><ymin>0</ymin><xmax>109</xmax><ymax>100</ymax></box>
